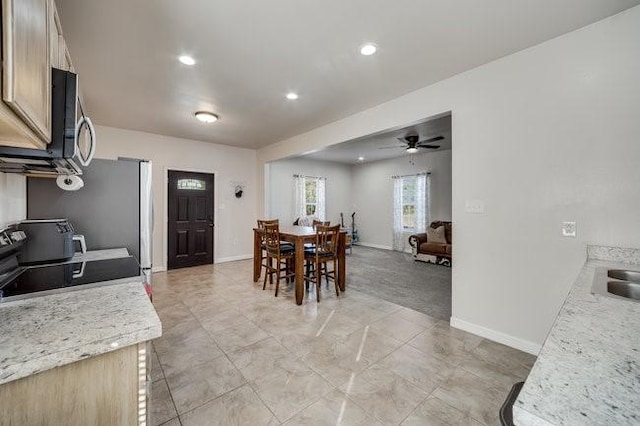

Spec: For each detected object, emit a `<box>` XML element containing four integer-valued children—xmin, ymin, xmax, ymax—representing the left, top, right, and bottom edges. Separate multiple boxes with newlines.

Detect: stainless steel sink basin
<box><xmin>607</xmin><ymin>281</ymin><xmax>640</xmax><ymax>301</ymax></box>
<box><xmin>608</xmin><ymin>269</ymin><xmax>640</xmax><ymax>283</ymax></box>
<box><xmin>592</xmin><ymin>267</ymin><xmax>640</xmax><ymax>303</ymax></box>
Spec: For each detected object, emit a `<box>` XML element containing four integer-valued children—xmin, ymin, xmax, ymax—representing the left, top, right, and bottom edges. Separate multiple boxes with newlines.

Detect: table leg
<box><xmin>253</xmin><ymin>230</ymin><xmax>261</xmax><ymax>282</ymax></box>
<box><xmin>295</xmin><ymin>239</ymin><xmax>304</xmax><ymax>305</ymax></box>
<box><xmin>338</xmin><ymin>233</ymin><xmax>346</xmax><ymax>292</ymax></box>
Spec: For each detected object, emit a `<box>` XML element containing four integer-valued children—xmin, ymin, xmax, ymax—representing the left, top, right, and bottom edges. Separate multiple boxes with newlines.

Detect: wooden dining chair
<box><xmin>263</xmin><ymin>222</ymin><xmax>296</xmax><ymax>297</ymax></box>
<box><xmin>304</xmin><ymin>224</ymin><xmax>341</xmax><ymax>302</ymax></box>
<box><xmin>257</xmin><ymin>219</ymin><xmax>279</xmax><ymax>283</ymax></box>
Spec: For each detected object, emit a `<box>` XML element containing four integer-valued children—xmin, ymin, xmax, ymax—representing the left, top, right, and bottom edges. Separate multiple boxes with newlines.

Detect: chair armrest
<box><xmin>408</xmin><ymin>233</ymin><xmax>429</xmax><ymax>248</ymax></box>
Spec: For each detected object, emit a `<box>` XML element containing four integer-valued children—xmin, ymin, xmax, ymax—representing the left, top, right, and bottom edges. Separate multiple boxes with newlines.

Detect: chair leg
<box><xmin>316</xmin><ymin>260</ymin><xmax>322</xmax><ymax>303</ymax></box>
<box><xmin>275</xmin><ymin>257</ymin><xmax>281</xmax><ymax>297</ymax></box>
<box><xmin>333</xmin><ymin>261</ymin><xmax>340</xmax><ymax>296</ymax></box>
<box><xmin>263</xmin><ymin>255</ymin><xmax>269</xmax><ymax>290</ymax></box>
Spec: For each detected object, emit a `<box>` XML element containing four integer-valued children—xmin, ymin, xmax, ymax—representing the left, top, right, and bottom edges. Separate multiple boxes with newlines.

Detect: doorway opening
<box><xmin>167</xmin><ymin>170</ymin><xmax>215</xmax><ymax>269</ymax></box>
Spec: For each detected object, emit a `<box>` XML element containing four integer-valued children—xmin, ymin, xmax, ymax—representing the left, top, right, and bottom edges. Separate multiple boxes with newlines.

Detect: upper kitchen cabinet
<box><xmin>0</xmin><ymin>0</ymin><xmax>75</xmax><ymax>150</ymax></box>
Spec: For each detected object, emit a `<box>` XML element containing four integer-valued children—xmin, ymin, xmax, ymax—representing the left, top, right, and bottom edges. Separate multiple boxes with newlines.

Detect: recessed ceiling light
<box><xmin>179</xmin><ymin>55</ymin><xmax>196</xmax><ymax>65</ymax></box>
<box><xmin>194</xmin><ymin>111</ymin><xmax>218</xmax><ymax>123</ymax></box>
<box><xmin>286</xmin><ymin>92</ymin><xmax>299</xmax><ymax>100</ymax></box>
<box><xmin>357</xmin><ymin>156</ymin><xmax>364</xmax><ymax>161</ymax></box>
<box><xmin>406</xmin><ymin>147</ymin><xmax>419</xmax><ymax>154</ymax></box>
<box><xmin>360</xmin><ymin>43</ymin><xmax>377</xmax><ymax>56</ymax></box>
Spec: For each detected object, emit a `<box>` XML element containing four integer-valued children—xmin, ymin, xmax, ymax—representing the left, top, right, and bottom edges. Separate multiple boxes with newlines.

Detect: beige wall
<box><xmin>258</xmin><ymin>7</ymin><xmax>640</xmax><ymax>353</ymax></box>
<box><xmin>95</xmin><ymin>125</ymin><xmax>257</xmax><ymax>270</ymax></box>
<box><xmin>0</xmin><ymin>173</ymin><xmax>26</xmax><ymax>228</ymax></box>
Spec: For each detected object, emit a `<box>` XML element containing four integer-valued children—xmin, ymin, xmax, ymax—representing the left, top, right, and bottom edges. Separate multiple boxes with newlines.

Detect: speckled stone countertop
<box><xmin>0</xmin><ymin>281</ymin><xmax>161</xmax><ymax>385</ymax></box>
<box><xmin>514</xmin><ymin>245</ymin><xmax>640</xmax><ymax>426</ymax></box>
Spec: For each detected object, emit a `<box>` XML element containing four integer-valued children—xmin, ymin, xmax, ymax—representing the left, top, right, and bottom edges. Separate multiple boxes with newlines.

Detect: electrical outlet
<box><xmin>562</xmin><ymin>221</ymin><xmax>577</xmax><ymax>237</ymax></box>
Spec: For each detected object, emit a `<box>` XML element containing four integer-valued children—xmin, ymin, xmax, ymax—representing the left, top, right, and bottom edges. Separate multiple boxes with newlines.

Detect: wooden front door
<box><xmin>168</xmin><ymin>170</ymin><xmax>214</xmax><ymax>269</ymax></box>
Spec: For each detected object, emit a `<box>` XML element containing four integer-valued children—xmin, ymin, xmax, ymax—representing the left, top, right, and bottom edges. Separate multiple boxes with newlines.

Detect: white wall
<box><xmin>95</xmin><ymin>125</ymin><xmax>257</xmax><ymax>269</ymax></box>
<box><xmin>267</xmin><ymin>157</ymin><xmax>352</xmax><ymax>225</ymax></box>
<box><xmin>0</xmin><ymin>173</ymin><xmax>26</xmax><ymax>228</ymax></box>
<box><xmin>257</xmin><ymin>7</ymin><xmax>640</xmax><ymax>353</ymax></box>
<box><xmin>352</xmin><ymin>150</ymin><xmax>452</xmax><ymax>249</ymax></box>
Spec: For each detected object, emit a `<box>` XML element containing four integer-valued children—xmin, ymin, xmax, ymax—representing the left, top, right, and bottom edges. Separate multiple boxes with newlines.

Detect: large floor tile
<box><xmin>156</xmin><ymin>328</ymin><xmax>226</xmax><ymax>377</ymax></box>
<box><xmin>374</xmin><ymin>344</ymin><xmax>456</xmax><ymax>393</ymax></box>
<box><xmin>150</xmin><ymin>379</ymin><xmax>178</xmax><ymax>426</ymax></box>
<box><xmin>339</xmin><ymin>366</ymin><xmax>429</xmax><ymax>425</ymax></box>
<box><xmin>368</xmin><ymin>313</ymin><xmax>427</xmax><ymax>342</ymax></box>
<box><xmin>180</xmin><ymin>384</ymin><xmax>276</xmax><ymax>426</ymax></box>
<box><xmin>283</xmin><ymin>389</ymin><xmax>383</xmax><ymax>426</ymax></box>
<box><xmin>165</xmin><ymin>355</ymin><xmax>246</xmax><ymax>414</ymax></box>
<box><xmin>228</xmin><ymin>337</ymin><xmax>300</xmax><ymax>382</ymax></box>
<box><xmin>407</xmin><ymin>321</ymin><xmax>484</xmax><ymax>363</ymax></box>
<box><xmin>401</xmin><ymin>395</ymin><xmax>480</xmax><ymax>426</ymax></box>
<box><xmin>431</xmin><ymin>367</ymin><xmax>506</xmax><ymax>426</ymax></box>
<box><xmin>251</xmin><ymin>364</ymin><xmax>335</xmax><ymax>422</ymax></box>
<box><xmin>207</xmin><ymin>320</ymin><xmax>271</xmax><ymax>353</ymax></box>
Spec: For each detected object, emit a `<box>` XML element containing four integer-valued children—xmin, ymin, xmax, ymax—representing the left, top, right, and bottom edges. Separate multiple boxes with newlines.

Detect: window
<box><xmin>392</xmin><ymin>173</ymin><xmax>429</xmax><ymax>251</ymax></box>
<box><xmin>294</xmin><ymin>175</ymin><xmax>326</xmax><ymax>220</ymax></box>
<box><xmin>305</xmin><ymin>178</ymin><xmax>318</xmax><ymax>216</ymax></box>
<box><xmin>177</xmin><ymin>178</ymin><xmax>206</xmax><ymax>190</ymax></box>
<box><xmin>401</xmin><ymin>176</ymin><xmax>417</xmax><ymax>229</ymax></box>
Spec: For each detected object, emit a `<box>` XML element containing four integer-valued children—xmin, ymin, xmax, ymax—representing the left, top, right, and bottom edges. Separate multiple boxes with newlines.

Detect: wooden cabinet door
<box><xmin>1</xmin><ymin>0</ymin><xmax>52</xmax><ymax>144</ymax></box>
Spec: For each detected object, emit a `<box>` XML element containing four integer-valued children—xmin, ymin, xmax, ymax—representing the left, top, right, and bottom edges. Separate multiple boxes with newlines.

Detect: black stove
<box><xmin>0</xmin><ymin>256</ymin><xmax>142</xmax><ymax>301</ymax></box>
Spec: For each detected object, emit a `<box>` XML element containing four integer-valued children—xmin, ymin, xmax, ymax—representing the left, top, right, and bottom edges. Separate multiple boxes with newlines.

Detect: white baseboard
<box><xmin>450</xmin><ymin>317</ymin><xmax>541</xmax><ymax>356</ymax></box>
<box><xmin>357</xmin><ymin>242</ymin><xmax>393</xmax><ymax>251</ymax></box>
<box><xmin>151</xmin><ymin>265</ymin><xmax>166</xmax><ymax>273</ymax></box>
<box><xmin>216</xmin><ymin>254</ymin><xmax>253</xmax><ymax>263</ymax></box>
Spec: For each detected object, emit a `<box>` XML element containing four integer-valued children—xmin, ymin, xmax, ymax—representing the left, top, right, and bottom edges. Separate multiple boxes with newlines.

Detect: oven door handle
<box><xmin>72</xmin><ymin>261</ymin><xmax>86</xmax><ymax>279</ymax></box>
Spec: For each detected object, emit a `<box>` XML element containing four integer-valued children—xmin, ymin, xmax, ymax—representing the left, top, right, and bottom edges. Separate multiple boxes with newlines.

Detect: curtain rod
<box><xmin>293</xmin><ymin>174</ymin><xmax>327</xmax><ymax>179</ymax></box>
<box><xmin>391</xmin><ymin>172</ymin><xmax>430</xmax><ymax>178</ymax></box>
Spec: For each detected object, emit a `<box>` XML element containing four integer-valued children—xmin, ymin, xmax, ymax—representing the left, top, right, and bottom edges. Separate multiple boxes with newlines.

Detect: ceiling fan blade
<box><xmin>417</xmin><ymin>136</ymin><xmax>444</xmax><ymax>144</ymax></box>
<box><xmin>420</xmin><ymin>145</ymin><xmax>440</xmax><ymax>149</ymax></box>
<box><xmin>378</xmin><ymin>145</ymin><xmax>406</xmax><ymax>150</ymax></box>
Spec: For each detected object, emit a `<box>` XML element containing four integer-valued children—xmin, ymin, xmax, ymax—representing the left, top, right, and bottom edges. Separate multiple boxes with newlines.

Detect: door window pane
<box><xmin>177</xmin><ymin>178</ymin><xmax>206</xmax><ymax>190</ymax></box>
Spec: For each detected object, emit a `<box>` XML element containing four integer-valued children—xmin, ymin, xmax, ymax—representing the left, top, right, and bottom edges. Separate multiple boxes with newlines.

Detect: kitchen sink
<box><xmin>592</xmin><ymin>268</ymin><xmax>640</xmax><ymax>303</ymax></box>
<box><xmin>607</xmin><ymin>281</ymin><xmax>640</xmax><ymax>301</ymax></box>
<box><xmin>608</xmin><ymin>269</ymin><xmax>640</xmax><ymax>282</ymax></box>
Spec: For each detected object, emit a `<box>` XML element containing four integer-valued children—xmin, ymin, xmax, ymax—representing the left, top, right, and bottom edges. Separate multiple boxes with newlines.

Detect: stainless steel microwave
<box><xmin>0</xmin><ymin>68</ymin><xmax>95</xmax><ymax>175</ymax></box>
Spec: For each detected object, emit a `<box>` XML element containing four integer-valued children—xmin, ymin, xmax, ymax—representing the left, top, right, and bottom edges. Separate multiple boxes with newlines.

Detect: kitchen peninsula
<box><xmin>0</xmin><ymin>250</ymin><xmax>161</xmax><ymax>425</ymax></box>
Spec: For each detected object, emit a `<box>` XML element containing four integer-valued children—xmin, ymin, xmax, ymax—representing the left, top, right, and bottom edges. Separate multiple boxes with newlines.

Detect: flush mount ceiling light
<box><xmin>360</xmin><ymin>43</ymin><xmax>377</xmax><ymax>56</ymax></box>
<box><xmin>178</xmin><ymin>55</ymin><xmax>196</xmax><ymax>65</ymax></box>
<box><xmin>406</xmin><ymin>147</ymin><xmax>419</xmax><ymax>154</ymax></box>
<box><xmin>194</xmin><ymin>111</ymin><xmax>218</xmax><ymax>123</ymax></box>
<box><xmin>286</xmin><ymin>92</ymin><xmax>299</xmax><ymax>100</ymax></box>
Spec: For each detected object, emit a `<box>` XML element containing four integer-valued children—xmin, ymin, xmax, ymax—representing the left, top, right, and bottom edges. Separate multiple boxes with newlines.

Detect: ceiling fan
<box><xmin>379</xmin><ymin>135</ymin><xmax>444</xmax><ymax>154</ymax></box>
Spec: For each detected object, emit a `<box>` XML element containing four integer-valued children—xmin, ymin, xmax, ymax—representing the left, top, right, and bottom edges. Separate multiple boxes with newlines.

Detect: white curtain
<box><xmin>415</xmin><ymin>173</ymin><xmax>429</xmax><ymax>233</ymax></box>
<box><xmin>392</xmin><ymin>173</ymin><xmax>430</xmax><ymax>252</ymax></box>
<box><xmin>293</xmin><ymin>174</ymin><xmax>306</xmax><ymax>221</ymax></box>
<box><xmin>317</xmin><ymin>177</ymin><xmax>326</xmax><ymax>221</ymax></box>
<box><xmin>392</xmin><ymin>176</ymin><xmax>404</xmax><ymax>251</ymax></box>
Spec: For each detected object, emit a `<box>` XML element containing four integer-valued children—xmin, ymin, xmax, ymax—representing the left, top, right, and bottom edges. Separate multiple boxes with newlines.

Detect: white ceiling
<box><xmin>305</xmin><ymin>114</ymin><xmax>451</xmax><ymax>164</ymax></box>
<box><xmin>57</xmin><ymin>0</ymin><xmax>640</xmax><ymax>149</ymax></box>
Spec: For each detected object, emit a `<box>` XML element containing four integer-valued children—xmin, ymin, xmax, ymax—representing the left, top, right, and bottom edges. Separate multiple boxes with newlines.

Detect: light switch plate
<box><xmin>465</xmin><ymin>200</ymin><xmax>485</xmax><ymax>214</ymax></box>
<box><xmin>562</xmin><ymin>221</ymin><xmax>577</xmax><ymax>237</ymax></box>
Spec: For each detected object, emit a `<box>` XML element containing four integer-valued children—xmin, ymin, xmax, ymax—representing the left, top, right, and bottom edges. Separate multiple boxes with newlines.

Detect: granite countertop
<box><xmin>0</xmin><ymin>281</ymin><xmax>161</xmax><ymax>385</ymax></box>
<box><xmin>514</xmin><ymin>245</ymin><xmax>640</xmax><ymax>426</ymax></box>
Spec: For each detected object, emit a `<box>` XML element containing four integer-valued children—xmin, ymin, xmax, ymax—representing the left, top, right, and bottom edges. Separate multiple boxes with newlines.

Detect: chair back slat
<box><xmin>263</xmin><ymin>222</ymin><xmax>282</xmax><ymax>255</ymax></box>
<box><xmin>314</xmin><ymin>224</ymin><xmax>340</xmax><ymax>257</ymax></box>
<box><xmin>312</xmin><ymin>219</ymin><xmax>330</xmax><ymax>230</ymax></box>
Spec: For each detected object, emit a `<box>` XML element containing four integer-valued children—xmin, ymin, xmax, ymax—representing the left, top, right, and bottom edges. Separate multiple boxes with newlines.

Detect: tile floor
<box><xmin>149</xmin><ymin>260</ymin><xmax>536</xmax><ymax>426</ymax></box>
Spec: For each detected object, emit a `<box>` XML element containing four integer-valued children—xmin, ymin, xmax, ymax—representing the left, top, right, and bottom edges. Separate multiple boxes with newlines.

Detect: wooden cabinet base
<box><xmin>0</xmin><ymin>343</ymin><xmax>148</xmax><ymax>426</ymax></box>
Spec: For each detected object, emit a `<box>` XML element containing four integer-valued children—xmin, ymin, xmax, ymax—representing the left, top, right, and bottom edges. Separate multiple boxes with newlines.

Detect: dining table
<box><xmin>253</xmin><ymin>225</ymin><xmax>347</xmax><ymax>305</ymax></box>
